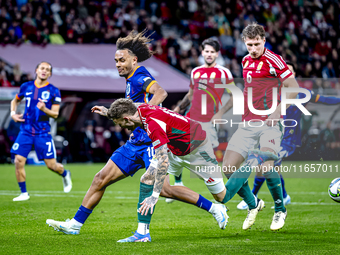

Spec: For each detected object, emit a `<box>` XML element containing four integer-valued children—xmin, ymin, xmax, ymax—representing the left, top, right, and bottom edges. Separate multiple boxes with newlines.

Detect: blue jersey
<box><xmin>16</xmin><ymin>80</ymin><xmax>61</xmax><ymax>136</ymax></box>
<box><xmin>125</xmin><ymin>66</ymin><xmax>157</xmax><ymax>103</ymax></box>
<box><xmin>110</xmin><ymin>65</ymin><xmax>159</xmax><ymax>176</ymax></box>
<box><xmin>282</xmin><ymin>90</ymin><xmax>340</xmax><ymax>149</ymax></box>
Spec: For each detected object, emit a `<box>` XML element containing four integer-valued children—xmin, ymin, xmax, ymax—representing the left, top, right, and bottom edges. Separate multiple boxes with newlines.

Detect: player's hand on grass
<box><xmin>37</xmin><ymin>98</ymin><xmax>47</xmax><ymax>111</ymax></box>
<box><xmin>140</xmin><ymin>196</ymin><xmax>158</xmax><ymax>215</ymax></box>
<box><xmin>91</xmin><ymin>106</ymin><xmax>108</xmax><ymax>117</ymax></box>
<box><xmin>12</xmin><ymin>113</ymin><xmax>25</xmax><ymax>122</ymax></box>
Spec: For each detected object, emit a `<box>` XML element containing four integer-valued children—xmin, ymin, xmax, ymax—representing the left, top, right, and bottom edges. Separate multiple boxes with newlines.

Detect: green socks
<box><xmin>137</xmin><ymin>183</ymin><xmax>154</xmax><ymax>224</ymax></box>
<box><xmin>222</xmin><ymin>165</ymin><xmax>256</xmax><ymax>209</ymax></box>
<box><xmin>263</xmin><ymin>170</ymin><xmax>285</xmax><ymax>212</ymax></box>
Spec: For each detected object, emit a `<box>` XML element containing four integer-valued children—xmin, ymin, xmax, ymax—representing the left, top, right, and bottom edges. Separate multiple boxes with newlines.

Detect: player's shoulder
<box><xmin>20</xmin><ymin>80</ymin><xmax>34</xmax><ymax>88</ymax></box>
<box><xmin>263</xmin><ymin>48</ymin><xmax>286</xmax><ymax>70</ymax></box>
<box><xmin>134</xmin><ymin>66</ymin><xmax>152</xmax><ymax>76</ymax></box>
<box><xmin>215</xmin><ymin>64</ymin><xmax>233</xmax><ymax>77</ymax></box>
<box><xmin>191</xmin><ymin>65</ymin><xmax>205</xmax><ymax>73</ymax></box>
<box><xmin>242</xmin><ymin>54</ymin><xmax>251</xmax><ymax>63</ymax></box>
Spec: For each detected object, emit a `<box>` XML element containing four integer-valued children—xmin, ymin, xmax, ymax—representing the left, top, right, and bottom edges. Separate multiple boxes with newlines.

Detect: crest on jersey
<box><xmin>243</xmin><ymin>60</ymin><xmax>249</xmax><ymax>69</ymax></box>
<box><xmin>126</xmin><ymin>82</ymin><xmax>131</xmax><ymax>95</ymax></box>
<box><xmin>257</xmin><ymin>61</ymin><xmax>263</xmax><ymax>70</ymax></box>
<box><xmin>41</xmin><ymin>91</ymin><xmax>50</xmax><ymax>100</ymax></box>
<box><xmin>194</xmin><ymin>72</ymin><xmax>200</xmax><ymax>79</ymax></box>
<box><xmin>209</xmin><ymin>72</ymin><xmax>216</xmax><ymax>83</ymax></box>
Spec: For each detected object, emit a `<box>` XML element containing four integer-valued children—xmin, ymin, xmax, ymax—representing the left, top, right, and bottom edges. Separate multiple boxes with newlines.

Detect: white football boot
<box><xmin>13</xmin><ymin>192</ymin><xmax>30</xmax><ymax>201</ymax></box>
<box><xmin>46</xmin><ymin>218</ymin><xmax>81</xmax><ymax>235</ymax></box>
<box><xmin>270</xmin><ymin>210</ymin><xmax>287</xmax><ymax>231</ymax></box>
<box><xmin>242</xmin><ymin>199</ymin><xmax>265</xmax><ymax>230</ymax></box>
<box><xmin>210</xmin><ymin>204</ymin><xmax>229</xmax><ymax>230</ymax></box>
<box><xmin>63</xmin><ymin>170</ymin><xmax>72</xmax><ymax>193</ymax></box>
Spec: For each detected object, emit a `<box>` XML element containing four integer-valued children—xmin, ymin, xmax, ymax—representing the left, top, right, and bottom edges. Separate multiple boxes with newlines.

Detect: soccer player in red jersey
<box><xmin>169</xmin><ymin>38</ymin><xmax>235</xmax><ymax>201</ymax></box>
<box><xmin>221</xmin><ymin>23</ymin><xmax>300</xmax><ymax>231</ymax></box>
<box><xmin>108</xmin><ymin>98</ymin><xmax>236</xmax><ymax>242</ymax></box>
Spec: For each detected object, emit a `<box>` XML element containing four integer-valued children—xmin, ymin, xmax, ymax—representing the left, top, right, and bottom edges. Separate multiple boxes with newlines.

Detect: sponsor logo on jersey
<box><xmin>249</xmin><ymin>62</ymin><xmax>255</xmax><ymax>68</ymax></box>
<box><xmin>257</xmin><ymin>61</ymin><xmax>263</xmax><ymax>70</ymax></box>
<box><xmin>152</xmin><ymin>140</ymin><xmax>160</xmax><ymax>147</ymax></box>
<box><xmin>269</xmin><ymin>139</ymin><xmax>275</xmax><ymax>145</ymax></box>
<box><xmin>46</xmin><ymin>152</ymin><xmax>53</xmax><ymax>156</ymax></box>
<box><xmin>26</xmin><ymin>92</ymin><xmax>33</xmax><ymax>95</ymax></box>
<box><xmin>243</xmin><ymin>60</ymin><xmax>249</xmax><ymax>69</ymax></box>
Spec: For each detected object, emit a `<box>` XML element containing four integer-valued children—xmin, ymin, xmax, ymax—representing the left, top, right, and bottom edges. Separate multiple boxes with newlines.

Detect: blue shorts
<box><xmin>11</xmin><ymin>131</ymin><xmax>56</xmax><ymax>161</ymax></box>
<box><xmin>274</xmin><ymin>140</ymin><xmax>296</xmax><ymax>167</ymax></box>
<box><xmin>110</xmin><ymin>127</ymin><xmax>154</xmax><ymax>177</ymax></box>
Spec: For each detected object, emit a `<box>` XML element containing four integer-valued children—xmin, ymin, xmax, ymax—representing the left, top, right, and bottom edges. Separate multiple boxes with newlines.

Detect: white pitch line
<box><xmin>0</xmin><ymin>191</ymin><xmax>338</xmax><ymax>205</ymax></box>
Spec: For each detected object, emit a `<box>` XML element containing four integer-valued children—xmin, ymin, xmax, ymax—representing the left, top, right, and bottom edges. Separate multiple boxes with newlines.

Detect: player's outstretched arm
<box><xmin>147</xmin><ymin>82</ymin><xmax>168</xmax><ymax>106</ymax></box>
<box><xmin>140</xmin><ymin>144</ymin><xmax>169</xmax><ymax>215</ymax></box>
<box><xmin>91</xmin><ymin>105</ymin><xmax>108</xmax><ymax>117</ymax></box>
<box><xmin>173</xmin><ymin>88</ymin><xmax>193</xmax><ymax>113</ymax></box>
<box><xmin>36</xmin><ymin>99</ymin><xmax>60</xmax><ymax>118</ymax></box>
<box><xmin>10</xmin><ymin>97</ymin><xmax>25</xmax><ymax>122</ymax></box>
<box><xmin>312</xmin><ymin>94</ymin><xmax>340</xmax><ymax>105</ymax></box>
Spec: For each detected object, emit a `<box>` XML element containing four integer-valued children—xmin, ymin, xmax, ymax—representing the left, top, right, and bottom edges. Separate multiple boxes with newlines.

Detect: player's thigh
<box><xmin>10</xmin><ymin>132</ymin><xmax>33</xmax><ymax>159</ymax></box>
<box><xmin>225</xmin><ymin>126</ymin><xmax>259</xmax><ymax>163</ymax></box>
<box><xmin>200</xmin><ymin>121</ymin><xmax>219</xmax><ymax>148</ymax></box>
<box><xmin>186</xmin><ymin>143</ymin><xmax>225</xmax><ymax>195</ymax></box>
<box><xmin>223</xmin><ymin>150</ymin><xmax>245</xmax><ymax>173</ymax></box>
<box><xmin>259</xmin><ymin>125</ymin><xmax>282</xmax><ymax>155</ymax></box>
<box><xmin>34</xmin><ymin>135</ymin><xmax>56</xmax><ymax>161</ymax></box>
<box><xmin>94</xmin><ymin>159</ymin><xmax>126</xmax><ymax>187</ymax></box>
<box><xmin>167</xmin><ymin>152</ymin><xmax>185</xmax><ymax>177</ymax></box>
<box><xmin>111</xmin><ymin>140</ymin><xmax>153</xmax><ymax>177</ymax></box>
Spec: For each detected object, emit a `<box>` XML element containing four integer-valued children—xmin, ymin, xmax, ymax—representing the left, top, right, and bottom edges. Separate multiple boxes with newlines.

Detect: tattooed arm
<box><xmin>140</xmin><ymin>144</ymin><xmax>169</xmax><ymax>215</ymax></box>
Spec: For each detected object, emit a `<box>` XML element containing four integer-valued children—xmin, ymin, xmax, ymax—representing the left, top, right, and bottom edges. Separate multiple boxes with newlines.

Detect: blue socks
<box><xmin>60</xmin><ymin>170</ymin><xmax>67</xmax><ymax>177</ymax></box>
<box><xmin>252</xmin><ymin>176</ymin><xmax>266</xmax><ymax>196</ymax></box>
<box><xmin>18</xmin><ymin>181</ymin><xmax>27</xmax><ymax>193</ymax></box>
<box><xmin>195</xmin><ymin>195</ymin><xmax>213</xmax><ymax>212</ymax></box>
<box><xmin>74</xmin><ymin>205</ymin><xmax>93</xmax><ymax>224</ymax></box>
<box><xmin>280</xmin><ymin>175</ymin><xmax>287</xmax><ymax>198</ymax></box>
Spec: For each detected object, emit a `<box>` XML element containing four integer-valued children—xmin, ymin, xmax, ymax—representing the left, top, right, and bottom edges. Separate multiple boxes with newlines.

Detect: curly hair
<box><xmin>241</xmin><ymin>22</ymin><xmax>266</xmax><ymax>41</ymax></box>
<box><xmin>116</xmin><ymin>29</ymin><xmax>155</xmax><ymax>62</ymax></box>
<box><xmin>107</xmin><ymin>98</ymin><xmax>137</xmax><ymax>120</ymax></box>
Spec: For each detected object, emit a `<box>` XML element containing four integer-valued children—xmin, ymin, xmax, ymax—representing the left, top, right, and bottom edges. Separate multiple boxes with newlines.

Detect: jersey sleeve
<box><xmin>266</xmin><ymin>53</ymin><xmax>292</xmax><ymax>82</ymax></box>
<box><xmin>16</xmin><ymin>82</ymin><xmax>27</xmax><ymax>100</ymax></box>
<box><xmin>52</xmin><ymin>87</ymin><xmax>61</xmax><ymax>105</ymax></box>
<box><xmin>190</xmin><ymin>69</ymin><xmax>195</xmax><ymax>89</ymax></box>
<box><xmin>147</xmin><ymin>119</ymin><xmax>170</xmax><ymax>149</ymax></box>
<box><xmin>137</xmin><ymin>72</ymin><xmax>157</xmax><ymax>93</ymax></box>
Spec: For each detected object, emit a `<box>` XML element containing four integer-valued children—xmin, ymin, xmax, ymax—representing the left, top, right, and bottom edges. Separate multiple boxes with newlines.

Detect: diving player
<box><xmin>46</xmin><ymin>31</ymin><xmax>227</xmax><ymax>237</ymax></box>
<box><xmin>10</xmin><ymin>61</ymin><xmax>72</xmax><ymax>201</ymax></box>
<box><xmin>106</xmin><ymin>98</ymin><xmax>265</xmax><ymax>242</ymax></box>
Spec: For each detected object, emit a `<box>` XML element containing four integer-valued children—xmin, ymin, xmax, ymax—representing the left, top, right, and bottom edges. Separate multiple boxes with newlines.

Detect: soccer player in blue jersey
<box><xmin>237</xmin><ymin>62</ymin><xmax>340</xmax><ymax>210</ymax></box>
<box><xmin>46</xmin><ymin>31</ymin><xmax>228</xmax><ymax>237</ymax></box>
<box><xmin>10</xmin><ymin>61</ymin><xmax>72</xmax><ymax>201</ymax></box>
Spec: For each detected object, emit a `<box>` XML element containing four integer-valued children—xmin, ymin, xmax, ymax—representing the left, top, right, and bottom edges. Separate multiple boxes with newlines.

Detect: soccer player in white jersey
<box><xmin>220</xmin><ymin>22</ymin><xmax>300</xmax><ymax>231</ymax></box>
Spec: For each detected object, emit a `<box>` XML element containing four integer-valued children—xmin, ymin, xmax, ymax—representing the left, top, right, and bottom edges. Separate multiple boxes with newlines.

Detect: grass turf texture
<box><xmin>1</xmin><ymin>162</ymin><xmax>339</xmax><ymax>254</ymax></box>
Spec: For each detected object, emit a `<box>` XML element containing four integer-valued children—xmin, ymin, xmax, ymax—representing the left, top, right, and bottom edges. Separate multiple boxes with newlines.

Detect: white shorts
<box><xmin>167</xmin><ymin>140</ymin><xmax>225</xmax><ymax>194</ymax></box>
<box><xmin>199</xmin><ymin>121</ymin><xmax>219</xmax><ymax>149</ymax></box>
<box><xmin>227</xmin><ymin>122</ymin><xmax>283</xmax><ymax>159</ymax></box>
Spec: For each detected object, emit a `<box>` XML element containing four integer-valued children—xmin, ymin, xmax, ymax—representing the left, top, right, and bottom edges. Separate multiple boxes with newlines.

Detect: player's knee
<box><xmin>14</xmin><ymin>156</ymin><xmax>25</xmax><ymax>167</ymax></box>
<box><xmin>46</xmin><ymin>162</ymin><xmax>57</xmax><ymax>171</ymax></box>
<box><xmin>92</xmin><ymin>171</ymin><xmax>106</xmax><ymax>189</ymax></box>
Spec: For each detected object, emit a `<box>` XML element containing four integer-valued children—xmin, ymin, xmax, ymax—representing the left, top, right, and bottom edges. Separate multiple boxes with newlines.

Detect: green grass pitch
<box><xmin>1</xmin><ymin>161</ymin><xmax>340</xmax><ymax>254</ymax></box>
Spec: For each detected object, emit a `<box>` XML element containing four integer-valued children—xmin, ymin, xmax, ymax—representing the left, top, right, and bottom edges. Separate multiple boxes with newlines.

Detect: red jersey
<box><xmin>242</xmin><ymin>48</ymin><xmax>292</xmax><ymax>121</ymax></box>
<box><xmin>137</xmin><ymin>104</ymin><xmax>206</xmax><ymax>156</ymax></box>
<box><xmin>188</xmin><ymin>64</ymin><xmax>234</xmax><ymax>122</ymax></box>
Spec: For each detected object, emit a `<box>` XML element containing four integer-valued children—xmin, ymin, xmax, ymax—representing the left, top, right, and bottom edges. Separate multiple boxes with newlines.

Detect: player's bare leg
<box><xmin>46</xmin><ymin>159</ymin><xmax>126</xmax><ymax>234</ymax></box>
<box><xmin>44</xmin><ymin>158</ymin><xmax>73</xmax><ymax>193</ymax></box>
<box><xmin>13</xmin><ymin>154</ymin><xmax>30</xmax><ymax>201</ymax></box>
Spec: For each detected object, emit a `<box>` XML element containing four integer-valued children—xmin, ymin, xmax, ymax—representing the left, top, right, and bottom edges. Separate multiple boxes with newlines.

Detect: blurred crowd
<box><xmin>1</xmin><ymin>0</ymin><xmax>340</xmax><ymax>89</ymax></box>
